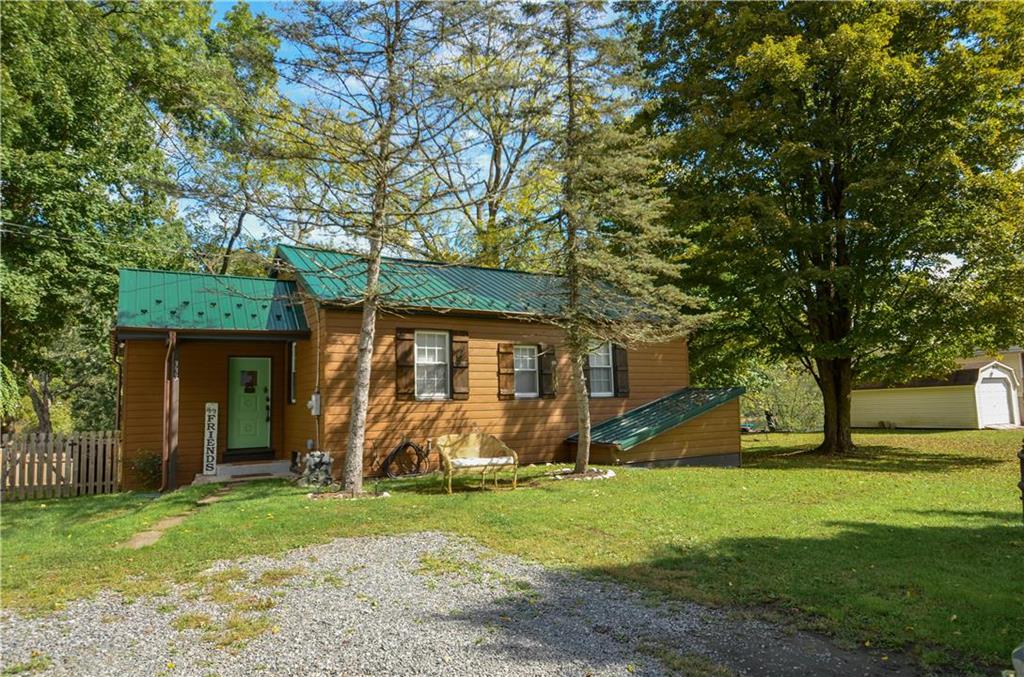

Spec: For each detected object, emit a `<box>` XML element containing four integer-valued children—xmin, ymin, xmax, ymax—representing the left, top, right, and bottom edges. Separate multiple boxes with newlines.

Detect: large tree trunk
<box><xmin>815</xmin><ymin>357</ymin><xmax>854</xmax><ymax>454</ymax></box>
<box><xmin>342</xmin><ymin>233</ymin><xmax>384</xmax><ymax>494</ymax></box>
<box><xmin>570</xmin><ymin>341</ymin><xmax>591</xmax><ymax>474</ymax></box>
<box><xmin>26</xmin><ymin>372</ymin><xmax>53</xmax><ymax>434</ymax></box>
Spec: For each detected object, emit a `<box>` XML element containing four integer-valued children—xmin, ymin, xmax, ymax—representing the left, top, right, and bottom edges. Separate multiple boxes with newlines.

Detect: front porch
<box><xmin>116</xmin><ymin>269</ymin><xmax>313</xmax><ymax>491</ymax></box>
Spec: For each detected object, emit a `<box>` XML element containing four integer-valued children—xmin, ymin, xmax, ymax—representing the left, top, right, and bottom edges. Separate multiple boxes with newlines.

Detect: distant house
<box><xmin>115</xmin><ymin>244</ymin><xmax>744</xmax><ymax>490</ymax></box>
<box><xmin>851</xmin><ymin>360</ymin><xmax>1021</xmax><ymax>429</ymax></box>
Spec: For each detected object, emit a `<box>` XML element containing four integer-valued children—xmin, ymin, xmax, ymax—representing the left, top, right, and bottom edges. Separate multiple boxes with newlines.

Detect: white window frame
<box><xmin>513</xmin><ymin>345</ymin><xmax>540</xmax><ymax>399</ymax></box>
<box><xmin>588</xmin><ymin>341</ymin><xmax>615</xmax><ymax>398</ymax></box>
<box><xmin>414</xmin><ymin>330</ymin><xmax>450</xmax><ymax>401</ymax></box>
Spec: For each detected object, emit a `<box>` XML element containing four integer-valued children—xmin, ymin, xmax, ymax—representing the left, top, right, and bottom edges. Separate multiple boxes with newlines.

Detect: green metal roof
<box><xmin>567</xmin><ymin>387</ymin><xmax>745</xmax><ymax>451</ymax></box>
<box><xmin>276</xmin><ymin>244</ymin><xmax>568</xmax><ymax>316</ymax></box>
<box><xmin>117</xmin><ymin>269</ymin><xmax>308</xmax><ymax>333</ymax></box>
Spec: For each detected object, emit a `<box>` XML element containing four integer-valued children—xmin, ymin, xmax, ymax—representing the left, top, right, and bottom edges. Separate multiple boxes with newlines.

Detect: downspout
<box><xmin>314</xmin><ymin>301</ymin><xmax>322</xmax><ymax>450</ymax></box>
<box><xmin>114</xmin><ymin>342</ymin><xmax>124</xmax><ymax>432</ymax></box>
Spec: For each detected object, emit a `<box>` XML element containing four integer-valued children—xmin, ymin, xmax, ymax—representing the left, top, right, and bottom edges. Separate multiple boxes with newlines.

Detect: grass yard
<box><xmin>2</xmin><ymin>429</ymin><xmax>1021</xmax><ymax>671</ymax></box>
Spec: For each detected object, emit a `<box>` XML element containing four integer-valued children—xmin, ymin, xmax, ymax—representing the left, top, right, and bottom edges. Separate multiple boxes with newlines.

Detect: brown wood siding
<box><xmin>614</xmin><ymin>398</ymin><xmax>741</xmax><ymax>463</ymax></box>
<box><xmin>121</xmin><ymin>339</ymin><xmax>165</xmax><ymax>489</ymax></box>
<box><xmin>120</xmin><ymin>338</ymin><xmax>289</xmax><ymax>488</ymax></box>
<box><xmin>282</xmin><ymin>296</ymin><xmax>321</xmax><ymax>457</ymax></box>
<box><xmin>583</xmin><ymin>400</ymin><xmax>740</xmax><ymax>465</ymax></box>
<box><xmin>317</xmin><ymin>310</ymin><xmax>691</xmax><ymax>474</ymax></box>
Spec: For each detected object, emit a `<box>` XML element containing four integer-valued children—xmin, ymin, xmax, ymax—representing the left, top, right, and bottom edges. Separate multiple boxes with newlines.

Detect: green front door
<box><xmin>227</xmin><ymin>357</ymin><xmax>271</xmax><ymax>450</ymax></box>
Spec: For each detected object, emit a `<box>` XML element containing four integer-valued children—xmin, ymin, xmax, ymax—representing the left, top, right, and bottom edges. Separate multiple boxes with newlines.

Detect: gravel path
<box><xmin>1</xmin><ymin>532</ymin><xmax>918</xmax><ymax>676</ymax></box>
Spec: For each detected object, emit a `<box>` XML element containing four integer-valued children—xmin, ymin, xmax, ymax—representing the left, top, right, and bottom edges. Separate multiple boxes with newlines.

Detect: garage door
<box><xmin>978</xmin><ymin>377</ymin><xmax>1014</xmax><ymax>426</ymax></box>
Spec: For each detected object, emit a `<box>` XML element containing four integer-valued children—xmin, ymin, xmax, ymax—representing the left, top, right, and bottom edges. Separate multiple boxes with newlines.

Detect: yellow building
<box><xmin>852</xmin><ymin>361</ymin><xmax>1021</xmax><ymax>429</ymax></box>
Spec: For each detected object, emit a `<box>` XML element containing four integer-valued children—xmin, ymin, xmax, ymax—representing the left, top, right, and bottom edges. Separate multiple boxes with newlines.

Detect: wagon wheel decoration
<box><xmin>381</xmin><ymin>438</ymin><xmax>430</xmax><ymax>478</ymax></box>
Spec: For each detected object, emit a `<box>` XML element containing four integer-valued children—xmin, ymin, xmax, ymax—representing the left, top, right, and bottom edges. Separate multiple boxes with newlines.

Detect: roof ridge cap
<box><xmin>277</xmin><ymin>243</ymin><xmax>562</xmax><ymax>279</ymax></box>
<box><xmin>120</xmin><ymin>268</ymin><xmax>283</xmax><ymax>283</ymax></box>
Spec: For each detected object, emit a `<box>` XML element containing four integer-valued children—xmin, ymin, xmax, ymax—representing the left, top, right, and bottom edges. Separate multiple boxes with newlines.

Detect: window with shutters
<box><xmin>415</xmin><ymin>331</ymin><xmax>449</xmax><ymax>400</ymax></box>
<box><xmin>588</xmin><ymin>342</ymin><xmax>614</xmax><ymax>397</ymax></box>
<box><xmin>513</xmin><ymin>345</ymin><xmax>539</xmax><ymax>398</ymax></box>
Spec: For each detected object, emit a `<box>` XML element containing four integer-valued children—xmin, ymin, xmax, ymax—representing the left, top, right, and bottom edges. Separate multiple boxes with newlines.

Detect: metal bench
<box><xmin>434</xmin><ymin>433</ymin><xmax>518</xmax><ymax>494</ymax></box>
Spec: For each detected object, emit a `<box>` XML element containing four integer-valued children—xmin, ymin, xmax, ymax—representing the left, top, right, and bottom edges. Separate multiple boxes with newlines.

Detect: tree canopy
<box><xmin>0</xmin><ymin>0</ymin><xmax>276</xmax><ymax>431</ymax></box>
<box><xmin>630</xmin><ymin>0</ymin><xmax>1024</xmax><ymax>451</ymax></box>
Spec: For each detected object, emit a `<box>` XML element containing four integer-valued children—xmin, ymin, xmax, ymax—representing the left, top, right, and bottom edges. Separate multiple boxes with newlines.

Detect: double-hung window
<box><xmin>415</xmin><ymin>331</ymin><xmax>449</xmax><ymax>400</ymax></box>
<box><xmin>588</xmin><ymin>342</ymin><xmax>614</xmax><ymax>397</ymax></box>
<box><xmin>513</xmin><ymin>345</ymin><xmax>539</xmax><ymax>398</ymax></box>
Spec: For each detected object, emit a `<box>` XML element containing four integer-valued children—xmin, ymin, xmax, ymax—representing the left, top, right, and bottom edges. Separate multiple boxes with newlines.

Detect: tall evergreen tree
<box><xmin>528</xmin><ymin>1</ymin><xmax>701</xmax><ymax>474</ymax></box>
<box><xmin>631</xmin><ymin>1</ymin><xmax>1024</xmax><ymax>453</ymax></box>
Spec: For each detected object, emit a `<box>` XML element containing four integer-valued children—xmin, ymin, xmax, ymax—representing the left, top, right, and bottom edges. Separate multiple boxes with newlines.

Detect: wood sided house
<box><xmin>115</xmin><ymin>244</ymin><xmax>743</xmax><ymax>490</ymax></box>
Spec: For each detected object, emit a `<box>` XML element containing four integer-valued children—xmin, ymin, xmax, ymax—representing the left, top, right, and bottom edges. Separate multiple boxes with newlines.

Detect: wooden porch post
<box><xmin>162</xmin><ymin>331</ymin><xmax>180</xmax><ymax>491</ymax></box>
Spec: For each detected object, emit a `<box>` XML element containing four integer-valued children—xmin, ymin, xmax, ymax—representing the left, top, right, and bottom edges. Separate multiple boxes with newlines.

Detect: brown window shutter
<box><xmin>613</xmin><ymin>345</ymin><xmax>630</xmax><ymax>398</ymax></box>
<box><xmin>497</xmin><ymin>342</ymin><xmax>515</xmax><ymax>400</ymax></box>
<box><xmin>450</xmin><ymin>330</ymin><xmax>470</xmax><ymax>400</ymax></box>
<box><xmin>395</xmin><ymin>328</ymin><xmax>416</xmax><ymax>401</ymax></box>
<box><xmin>539</xmin><ymin>344</ymin><xmax>556</xmax><ymax>398</ymax></box>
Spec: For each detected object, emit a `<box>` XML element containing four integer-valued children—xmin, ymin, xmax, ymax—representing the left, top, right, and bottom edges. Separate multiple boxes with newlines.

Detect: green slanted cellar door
<box><xmin>228</xmin><ymin>357</ymin><xmax>271</xmax><ymax>450</ymax></box>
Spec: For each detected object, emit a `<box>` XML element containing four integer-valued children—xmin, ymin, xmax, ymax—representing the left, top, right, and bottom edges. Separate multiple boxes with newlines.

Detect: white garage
<box><xmin>852</xmin><ymin>361</ymin><xmax>1021</xmax><ymax>429</ymax></box>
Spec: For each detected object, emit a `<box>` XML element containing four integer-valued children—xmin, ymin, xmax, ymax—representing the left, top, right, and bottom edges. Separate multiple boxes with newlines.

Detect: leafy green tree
<box><xmin>422</xmin><ymin>2</ymin><xmax>561</xmax><ymax>269</ymax></box>
<box><xmin>631</xmin><ymin>1</ymin><xmax>1024</xmax><ymax>453</ymax></box>
<box><xmin>171</xmin><ymin>2</ymin><xmax>282</xmax><ymax>275</ymax></box>
<box><xmin>1</xmin><ymin>1</ymin><xmax>274</xmax><ymax>431</ymax></box>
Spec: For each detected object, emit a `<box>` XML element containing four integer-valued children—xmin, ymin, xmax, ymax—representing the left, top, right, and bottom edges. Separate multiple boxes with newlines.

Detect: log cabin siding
<box><xmin>282</xmin><ymin>297</ymin><xmax>322</xmax><ymax>457</ymax></box>
<box><xmin>120</xmin><ymin>339</ymin><xmax>165</xmax><ymax>489</ymax></box>
<box><xmin>316</xmin><ymin>309</ymin><xmax>690</xmax><ymax>474</ymax></box>
<box><xmin>120</xmin><ymin>338</ymin><xmax>290</xmax><ymax>489</ymax></box>
<box><xmin>600</xmin><ymin>398</ymin><xmax>741</xmax><ymax>464</ymax></box>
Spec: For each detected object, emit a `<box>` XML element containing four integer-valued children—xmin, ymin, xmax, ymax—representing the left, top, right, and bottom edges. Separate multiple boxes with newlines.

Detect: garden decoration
<box><xmin>300</xmin><ymin>450</ymin><xmax>334</xmax><ymax>489</ymax></box>
<box><xmin>381</xmin><ymin>437</ymin><xmax>430</xmax><ymax>478</ymax></box>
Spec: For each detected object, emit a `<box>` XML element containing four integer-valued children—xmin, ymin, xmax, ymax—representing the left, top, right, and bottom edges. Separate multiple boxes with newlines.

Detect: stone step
<box><xmin>191</xmin><ymin>460</ymin><xmax>295</xmax><ymax>486</ymax></box>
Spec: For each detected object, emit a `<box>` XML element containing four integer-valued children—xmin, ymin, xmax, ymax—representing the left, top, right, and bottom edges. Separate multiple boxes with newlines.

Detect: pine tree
<box><xmin>528</xmin><ymin>1</ymin><xmax>702</xmax><ymax>474</ymax></box>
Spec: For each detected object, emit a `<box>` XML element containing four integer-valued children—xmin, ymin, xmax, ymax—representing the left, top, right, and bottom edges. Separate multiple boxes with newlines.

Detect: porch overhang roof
<box><xmin>117</xmin><ymin>269</ymin><xmax>309</xmax><ymax>336</ymax></box>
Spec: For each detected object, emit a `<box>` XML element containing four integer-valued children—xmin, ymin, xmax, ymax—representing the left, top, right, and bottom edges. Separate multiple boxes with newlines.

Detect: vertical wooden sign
<box><xmin>203</xmin><ymin>403</ymin><xmax>218</xmax><ymax>475</ymax></box>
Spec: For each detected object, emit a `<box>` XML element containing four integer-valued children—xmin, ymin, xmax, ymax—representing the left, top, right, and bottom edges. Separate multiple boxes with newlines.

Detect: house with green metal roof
<box><xmin>115</xmin><ymin>244</ymin><xmax>743</xmax><ymax>491</ymax></box>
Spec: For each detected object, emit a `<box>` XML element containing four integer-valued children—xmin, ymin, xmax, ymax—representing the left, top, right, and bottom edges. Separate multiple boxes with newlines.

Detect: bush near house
<box><xmin>1</xmin><ymin>429</ymin><xmax>1020</xmax><ymax>671</ymax></box>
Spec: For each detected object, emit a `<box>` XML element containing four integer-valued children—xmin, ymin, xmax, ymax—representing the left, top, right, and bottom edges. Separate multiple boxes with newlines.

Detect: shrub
<box><xmin>128</xmin><ymin>449</ymin><xmax>162</xmax><ymax>488</ymax></box>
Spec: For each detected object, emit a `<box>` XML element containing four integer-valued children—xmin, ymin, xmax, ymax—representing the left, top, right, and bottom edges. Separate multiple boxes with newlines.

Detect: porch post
<box><xmin>169</xmin><ymin>338</ymin><xmax>180</xmax><ymax>489</ymax></box>
<box><xmin>162</xmin><ymin>331</ymin><xmax>180</xmax><ymax>491</ymax></box>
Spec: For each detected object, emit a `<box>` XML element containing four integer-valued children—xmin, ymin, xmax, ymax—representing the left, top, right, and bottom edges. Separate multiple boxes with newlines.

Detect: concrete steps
<box><xmin>192</xmin><ymin>460</ymin><xmax>295</xmax><ymax>486</ymax></box>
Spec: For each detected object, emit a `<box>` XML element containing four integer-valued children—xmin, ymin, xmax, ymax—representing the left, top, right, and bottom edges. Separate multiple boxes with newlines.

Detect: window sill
<box><xmin>515</xmin><ymin>394</ymin><xmax>540</xmax><ymax>400</ymax></box>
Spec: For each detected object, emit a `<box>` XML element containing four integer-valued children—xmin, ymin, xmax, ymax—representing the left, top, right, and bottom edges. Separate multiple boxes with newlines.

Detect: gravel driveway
<box><xmin>1</xmin><ymin>532</ymin><xmax>917</xmax><ymax>676</ymax></box>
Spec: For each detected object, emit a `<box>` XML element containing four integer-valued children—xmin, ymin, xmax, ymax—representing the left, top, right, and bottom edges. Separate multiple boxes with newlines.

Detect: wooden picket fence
<box><xmin>1</xmin><ymin>431</ymin><xmax>120</xmax><ymax>501</ymax></box>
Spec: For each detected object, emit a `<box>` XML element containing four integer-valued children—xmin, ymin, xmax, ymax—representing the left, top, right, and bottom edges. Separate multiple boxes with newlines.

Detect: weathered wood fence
<box><xmin>1</xmin><ymin>431</ymin><xmax>120</xmax><ymax>500</ymax></box>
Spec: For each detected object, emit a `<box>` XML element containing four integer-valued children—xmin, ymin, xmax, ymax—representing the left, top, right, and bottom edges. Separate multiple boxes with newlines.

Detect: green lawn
<box><xmin>2</xmin><ymin>429</ymin><xmax>1021</xmax><ymax>670</ymax></box>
